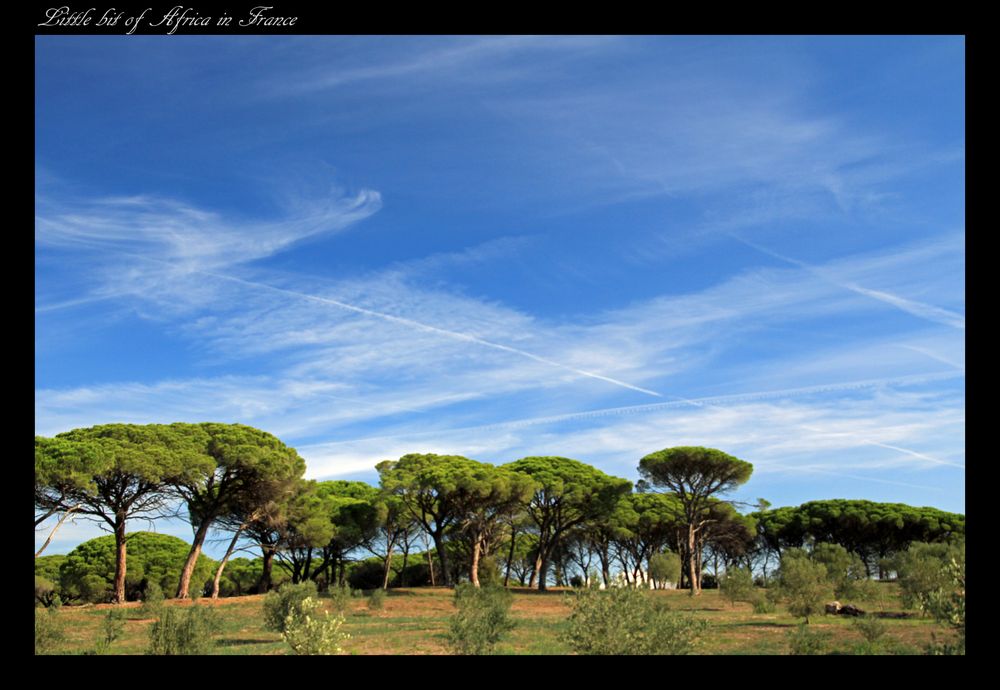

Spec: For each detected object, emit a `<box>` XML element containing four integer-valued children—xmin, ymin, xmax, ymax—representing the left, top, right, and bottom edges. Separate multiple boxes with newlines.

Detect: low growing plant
<box><xmin>35</xmin><ymin>606</ymin><xmax>65</xmax><ymax>655</ymax></box>
<box><xmin>561</xmin><ymin>587</ymin><xmax>707</xmax><ymax>655</ymax></box>
<box><xmin>447</xmin><ymin>584</ymin><xmax>516</xmax><ymax>655</ymax></box>
<box><xmin>146</xmin><ymin>604</ymin><xmax>221</xmax><ymax>655</ymax></box>
<box><xmin>263</xmin><ymin>580</ymin><xmax>318</xmax><ymax>633</ymax></box>
<box><xmin>786</xmin><ymin>623</ymin><xmax>828</xmax><ymax>655</ymax></box>
<box><xmin>282</xmin><ymin>596</ymin><xmax>349</xmax><ymax>655</ymax></box>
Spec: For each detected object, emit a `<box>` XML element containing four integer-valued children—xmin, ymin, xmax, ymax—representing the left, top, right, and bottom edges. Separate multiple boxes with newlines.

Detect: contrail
<box><xmin>301</xmin><ymin>369</ymin><xmax>963</xmax><ymax>448</ymax></box>
<box><xmin>760</xmin><ymin>462</ymin><xmax>950</xmax><ymax>492</ymax></box>
<box><xmin>731</xmin><ymin>234</ymin><xmax>966</xmax><ymax>330</ymax></box>
<box><xmin>199</xmin><ymin>270</ymin><xmax>664</xmax><ymax>398</ymax></box>
<box><xmin>37</xmin><ymin>233</ymin><xmax>662</xmax><ymax>398</ymax></box>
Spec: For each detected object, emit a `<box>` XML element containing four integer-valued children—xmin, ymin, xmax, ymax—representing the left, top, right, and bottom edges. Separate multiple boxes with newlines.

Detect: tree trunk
<box><xmin>211</xmin><ymin>524</ymin><xmax>245</xmax><ymax>599</ymax></box>
<box><xmin>504</xmin><ymin>528</ymin><xmax>516</xmax><ymax>587</ymax></box>
<box><xmin>432</xmin><ymin>530</ymin><xmax>450</xmax><ymax>587</ymax></box>
<box><xmin>687</xmin><ymin>523</ymin><xmax>700</xmax><ymax>596</ymax></box>
<box><xmin>113</xmin><ymin>516</ymin><xmax>128</xmax><ymax>604</ymax></box>
<box><xmin>424</xmin><ymin>532</ymin><xmax>436</xmax><ymax>587</ymax></box>
<box><xmin>538</xmin><ymin>551</ymin><xmax>551</xmax><ymax>591</ymax></box>
<box><xmin>177</xmin><ymin>517</ymin><xmax>212</xmax><ymax>599</ymax></box>
<box><xmin>470</xmin><ymin>535</ymin><xmax>482</xmax><ymax>587</ymax></box>
<box><xmin>258</xmin><ymin>546</ymin><xmax>275</xmax><ymax>594</ymax></box>
<box><xmin>382</xmin><ymin>542</ymin><xmax>394</xmax><ymax>590</ymax></box>
<box><xmin>401</xmin><ymin>539</ymin><xmax>410</xmax><ymax>588</ymax></box>
<box><xmin>35</xmin><ymin>505</ymin><xmax>79</xmax><ymax>558</ymax></box>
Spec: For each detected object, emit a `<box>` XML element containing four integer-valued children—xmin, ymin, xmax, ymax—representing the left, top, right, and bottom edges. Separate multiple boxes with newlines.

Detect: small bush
<box><xmin>447</xmin><ymin>584</ymin><xmax>516</xmax><ymax>655</ymax></box>
<box><xmin>367</xmin><ymin>588</ymin><xmax>386</xmax><ymax>612</ymax></box>
<box><xmin>282</xmin><ymin>597</ymin><xmax>349</xmax><ymax>655</ymax></box>
<box><xmin>751</xmin><ymin>592</ymin><xmax>776</xmax><ymax>614</ymax></box>
<box><xmin>35</xmin><ymin>606</ymin><xmax>65</xmax><ymax>655</ymax></box>
<box><xmin>562</xmin><ymin>587</ymin><xmax>707</xmax><ymax>655</ymax></box>
<box><xmin>328</xmin><ymin>583</ymin><xmax>354</xmax><ymax>616</ymax></box>
<box><xmin>786</xmin><ymin>623</ymin><xmax>828</xmax><ymax>655</ymax></box>
<box><xmin>139</xmin><ymin>581</ymin><xmax>166</xmax><ymax>619</ymax></box>
<box><xmin>921</xmin><ymin>557</ymin><xmax>965</xmax><ymax>655</ymax></box>
<box><xmin>719</xmin><ymin>567</ymin><xmax>755</xmax><ymax>607</ymax></box>
<box><xmin>92</xmin><ymin>608</ymin><xmax>127</xmax><ymax>654</ymax></box>
<box><xmin>850</xmin><ymin>615</ymin><xmax>890</xmax><ymax>655</ymax></box>
<box><xmin>777</xmin><ymin>552</ymin><xmax>832</xmax><ymax>623</ymax></box>
<box><xmin>146</xmin><ymin>604</ymin><xmax>221</xmax><ymax>655</ymax></box>
<box><xmin>263</xmin><ymin>580</ymin><xmax>318</xmax><ymax>633</ymax></box>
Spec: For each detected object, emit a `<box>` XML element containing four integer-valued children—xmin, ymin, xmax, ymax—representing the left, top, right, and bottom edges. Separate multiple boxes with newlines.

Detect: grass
<box><xmin>38</xmin><ymin>584</ymin><xmax>954</xmax><ymax>655</ymax></box>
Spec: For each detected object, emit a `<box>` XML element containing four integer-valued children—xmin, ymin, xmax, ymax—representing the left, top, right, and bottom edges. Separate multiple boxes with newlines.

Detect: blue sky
<box><xmin>35</xmin><ymin>36</ymin><xmax>965</xmax><ymax>557</ymax></box>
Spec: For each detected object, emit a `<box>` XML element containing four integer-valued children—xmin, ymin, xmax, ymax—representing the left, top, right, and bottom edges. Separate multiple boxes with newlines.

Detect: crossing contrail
<box><xmin>198</xmin><ymin>270</ymin><xmax>664</xmax><ymax>398</ymax></box>
<box><xmin>731</xmin><ymin>234</ymin><xmax>966</xmax><ymax>330</ymax></box>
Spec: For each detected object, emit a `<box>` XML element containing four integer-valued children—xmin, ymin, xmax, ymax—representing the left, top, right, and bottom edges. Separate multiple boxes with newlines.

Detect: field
<box><xmin>39</xmin><ymin>584</ymin><xmax>956</xmax><ymax>655</ymax></box>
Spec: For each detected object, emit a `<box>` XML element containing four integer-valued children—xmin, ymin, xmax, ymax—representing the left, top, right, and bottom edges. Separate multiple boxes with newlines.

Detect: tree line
<box><xmin>35</xmin><ymin>423</ymin><xmax>964</xmax><ymax>604</ymax></box>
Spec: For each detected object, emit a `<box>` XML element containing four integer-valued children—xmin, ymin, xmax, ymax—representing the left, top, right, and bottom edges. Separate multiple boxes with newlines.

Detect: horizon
<box><xmin>35</xmin><ymin>35</ymin><xmax>965</xmax><ymax>558</ymax></box>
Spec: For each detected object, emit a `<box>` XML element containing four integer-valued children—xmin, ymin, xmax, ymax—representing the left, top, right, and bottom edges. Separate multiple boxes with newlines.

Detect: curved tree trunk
<box><xmin>211</xmin><ymin>524</ymin><xmax>245</xmax><ymax>599</ymax></box>
<box><xmin>177</xmin><ymin>518</ymin><xmax>212</xmax><ymax>599</ymax></box>
<box><xmin>35</xmin><ymin>505</ymin><xmax>79</xmax><ymax>558</ymax></box>
<box><xmin>470</xmin><ymin>536</ymin><xmax>482</xmax><ymax>587</ymax></box>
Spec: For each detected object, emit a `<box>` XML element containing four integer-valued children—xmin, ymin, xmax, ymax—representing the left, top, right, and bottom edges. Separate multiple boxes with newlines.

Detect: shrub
<box><xmin>811</xmin><ymin>542</ymin><xmax>867</xmax><ymax>600</ymax></box>
<box><xmin>263</xmin><ymin>580</ymin><xmax>318</xmax><ymax>633</ymax></box>
<box><xmin>851</xmin><ymin>614</ymin><xmax>889</xmax><ymax>655</ymax></box>
<box><xmin>447</xmin><ymin>584</ymin><xmax>516</xmax><ymax>655</ymax></box>
<box><xmin>921</xmin><ymin>557</ymin><xmax>965</xmax><ymax>655</ymax></box>
<box><xmin>777</xmin><ymin>551</ymin><xmax>832</xmax><ymax>623</ymax></box>
<box><xmin>35</xmin><ymin>607</ymin><xmax>65</xmax><ymax>655</ymax></box>
<box><xmin>139</xmin><ymin>580</ymin><xmax>166</xmax><ymax>619</ymax></box>
<box><xmin>561</xmin><ymin>587</ymin><xmax>707</xmax><ymax>655</ymax></box>
<box><xmin>35</xmin><ymin>576</ymin><xmax>60</xmax><ymax>608</ymax></box>
<box><xmin>786</xmin><ymin>623</ymin><xmax>828</xmax><ymax>655</ymax></box>
<box><xmin>719</xmin><ymin>567</ymin><xmax>755</xmax><ymax>607</ymax></box>
<box><xmin>750</xmin><ymin>592</ymin><xmax>776</xmax><ymax>614</ymax></box>
<box><xmin>700</xmin><ymin>573</ymin><xmax>718</xmax><ymax>589</ymax></box>
<box><xmin>893</xmin><ymin>541</ymin><xmax>965</xmax><ymax>611</ymax></box>
<box><xmin>90</xmin><ymin>609</ymin><xmax>127</xmax><ymax>655</ymax></box>
<box><xmin>282</xmin><ymin>597</ymin><xmax>349</xmax><ymax>655</ymax></box>
<box><xmin>367</xmin><ymin>587</ymin><xmax>386</xmax><ymax>612</ymax></box>
<box><xmin>146</xmin><ymin>604</ymin><xmax>221</xmax><ymax>655</ymax></box>
<box><xmin>328</xmin><ymin>583</ymin><xmax>354</xmax><ymax>616</ymax></box>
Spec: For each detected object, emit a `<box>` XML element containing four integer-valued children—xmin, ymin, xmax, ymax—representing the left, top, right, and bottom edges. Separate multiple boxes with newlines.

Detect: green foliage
<box><xmin>146</xmin><ymin>604</ymin><xmax>221</xmax><ymax>655</ymax></box>
<box><xmin>35</xmin><ymin>576</ymin><xmax>59</xmax><ymax>608</ymax></box>
<box><xmin>786</xmin><ymin>624</ymin><xmax>828</xmax><ymax>655</ymax></box>
<box><xmin>328</xmin><ymin>583</ymin><xmax>355</xmax><ymax>615</ymax></box>
<box><xmin>648</xmin><ymin>551</ymin><xmax>681</xmax><ymax>587</ymax></box>
<box><xmin>347</xmin><ymin>559</ymin><xmax>386</xmax><ymax>590</ymax></box>
<box><xmin>263</xmin><ymin>580</ymin><xmax>318</xmax><ymax>633</ymax></box>
<box><xmin>34</xmin><ymin>606</ymin><xmax>65</xmax><ymax>655</ymax></box>
<box><xmin>367</xmin><ymin>587</ymin><xmax>386</xmax><ymax>611</ymax></box>
<box><xmin>58</xmin><ymin>531</ymin><xmax>216</xmax><ymax>603</ymax></box>
<box><xmin>851</xmin><ymin>614</ymin><xmax>889</xmax><ymax>655</ymax></box>
<box><xmin>776</xmin><ymin>549</ymin><xmax>832</xmax><ymax>623</ymax></box>
<box><xmin>282</xmin><ymin>597</ymin><xmax>349</xmax><ymax>655</ymax></box>
<box><xmin>719</xmin><ymin>567</ymin><xmax>755</xmax><ymax>606</ymax></box>
<box><xmin>90</xmin><ymin>609</ymin><xmax>127</xmax><ymax>655</ymax></box>
<box><xmin>811</xmin><ymin>542</ymin><xmax>867</xmax><ymax>599</ymax></box>
<box><xmin>750</xmin><ymin>592</ymin><xmax>776</xmax><ymax>614</ymax></box>
<box><xmin>447</xmin><ymin>584</ymin><xmax>516</xmax><ymax>655</ymax></box>
<box><xmin>921</xmin><ymin>557</ymin><xmax>965</xmax><ymax>655</ymax></box>
<box><xmin>476</xmin><ymin>555</ymin><xmax>501</xmax><ymax>588</ymax></box>
<box><xmin>892</xmin><ymin>540</ymin><xmax>965</xmax><ymax>610</ymax></box>
<box><xmin>562</xmin><ymin>587</ymin><xmax>708</xmax><ymax>655</ymax></box>
<box><xmin>140</xmin><ymin>580</ymin><xmax>166</xmax><ymax>619</ymax></box>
